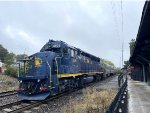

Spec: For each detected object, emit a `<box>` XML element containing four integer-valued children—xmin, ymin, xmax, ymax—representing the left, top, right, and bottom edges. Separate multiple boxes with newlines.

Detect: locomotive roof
<box><xmin>40</xmin><ymin>40</ymin><xmax>100</xmax><ymax>62</ymax></box>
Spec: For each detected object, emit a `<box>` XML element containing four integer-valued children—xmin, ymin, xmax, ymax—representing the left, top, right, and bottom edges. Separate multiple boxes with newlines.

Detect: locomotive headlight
<box><xmin>20</xmin><ymin>80</ymin><xmax>22</xmax><ymax>83</ymax></box>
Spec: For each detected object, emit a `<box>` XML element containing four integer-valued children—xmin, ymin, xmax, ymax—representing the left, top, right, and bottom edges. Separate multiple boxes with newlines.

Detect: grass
<box><xmin>62</xmin><ymin>88</ymin><xmax>116</xmax><ymax>113</ymax></box>
<box><xmin>0</xmin><ymin>74</ymin><xmax>19</xmax><ymax>92</ymax></box>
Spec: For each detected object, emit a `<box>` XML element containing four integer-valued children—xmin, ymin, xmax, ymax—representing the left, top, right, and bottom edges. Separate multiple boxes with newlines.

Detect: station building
<box><xmin>129</xmin><ymin>1</ymin><xmax>150</xmax><ymax>85</ymax></box>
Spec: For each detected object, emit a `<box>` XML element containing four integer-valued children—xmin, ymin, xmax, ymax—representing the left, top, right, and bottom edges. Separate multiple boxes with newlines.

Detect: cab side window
<box><xmin>63</xmin><ymin>47</ymin><xmax>68</xmax><ymax>55</ymax></box>
<box><xmin>71</xmin><ymin>49</ymin><xmax>74</xmax><ymax>57</ymax></box>
<box><xmin>74</xmin><ymin>50</ymin><xmax>77</xmax><ymax>56</ymax></box>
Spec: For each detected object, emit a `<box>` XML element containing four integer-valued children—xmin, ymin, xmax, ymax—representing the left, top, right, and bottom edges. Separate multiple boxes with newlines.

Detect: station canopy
<box><xmin>130</xmin><ymin>1</ymin><xmax>150</xmax><ymax>65</ymax></box>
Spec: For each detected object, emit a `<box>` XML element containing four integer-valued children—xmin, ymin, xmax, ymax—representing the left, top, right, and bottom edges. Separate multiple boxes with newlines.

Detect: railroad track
<box><xmin>0</xmin><ymin>91</ymin><xmax>73</xmax><ymax>113</ymax></box>
<box><xmin>0</xmin><ymin>91</ymin><xmax>17</xmax><ymax>98</ymax></box>
<box><xmin>0</xmin><ymin>75</ymin><xmax>117</xmax><ymax>113</ymax></box>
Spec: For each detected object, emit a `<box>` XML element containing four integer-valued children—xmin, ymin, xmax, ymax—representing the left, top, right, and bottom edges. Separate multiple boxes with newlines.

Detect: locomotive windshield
<box><xmin>45</xmin><ymin>48</ymin><xmax>61</xmax><ymax>53</ymax></box>
<box><xmin>43</xmin><ymin>43</ymin><xmax>62</xmax><ymax>53</ymax></box>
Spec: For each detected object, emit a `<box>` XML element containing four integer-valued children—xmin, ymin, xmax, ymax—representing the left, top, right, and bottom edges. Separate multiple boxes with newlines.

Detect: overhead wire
<box><xmin>111</xmin><ymin>1</ymin><xmax>120</xmax><ymax>39</ymax></box>
<box><xmin>110</xmin><ymin>0</ymin><xmax>124</xmax><ymax>68</ymax></box>
<box><xmin>110</xmin><ymin>0</ymin><xmax>122</xmax><ymax>68</ymax></box>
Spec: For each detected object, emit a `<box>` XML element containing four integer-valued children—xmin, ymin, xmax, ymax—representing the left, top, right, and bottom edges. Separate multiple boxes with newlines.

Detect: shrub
<box><xmin>5</xmin><ymin>66</ymin><xmax>18</xmax><ymax>78</ymax></box>
<box><xmin>0</xmin><ymin>74</ymin><xmax>19</xmax><ymax>92</ymax></box>
<box><xmin>62</xmin><ymin>88</ymin><xmax>116</xmax><ymax>113</ymax></box>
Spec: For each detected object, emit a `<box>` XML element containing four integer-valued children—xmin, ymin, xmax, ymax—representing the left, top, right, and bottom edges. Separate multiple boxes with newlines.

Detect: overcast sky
<box><xmin>0</xmin><ymin>0</ymin><xmax>145</xmax><ymax>67</ymax></box>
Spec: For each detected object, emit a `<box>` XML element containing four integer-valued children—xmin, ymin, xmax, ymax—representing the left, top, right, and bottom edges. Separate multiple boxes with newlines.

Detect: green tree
<box><xmin>0</xmin><ymin>44</ymin><xmax>8</xmax><ymax>62</ymax></box>
<box><xmin>4</xmin><ymin>53</ymin><xmax>18</xmax><ymax>77</ymax></box>
<box><xmin>129</xmin><ymin>39</ymin><xmax>136</xmax><ymax>56</ymax></box>
<box><xmin>5</xmin><ymin>65</ymin><xmax>18</xmax><ymax>78</ymax></box>
<box><xmin>123</xmin><ymin>60</ymin><xmax>129</xmax><ymax>69</ymax></box>
<box><xmin>0</xmin><ymin>44</ymin><xmax>18</xmax><ymax>77</ymax></box>
<box><xmin>4</xmin><ymin>53</ymin><xmax>16</xmax><ymax>66</ymax></box>
<box><xmin>101</xmin><ymin>59</ymin><xmax>115</xmax><ymax>67</ymax></box>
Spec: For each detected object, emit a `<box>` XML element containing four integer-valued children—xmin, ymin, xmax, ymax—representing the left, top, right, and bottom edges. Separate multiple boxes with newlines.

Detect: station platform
<box><xmin>128</xmin><ymin>79</ymin><xmax>150</xmax><ymax>113</ymax></box>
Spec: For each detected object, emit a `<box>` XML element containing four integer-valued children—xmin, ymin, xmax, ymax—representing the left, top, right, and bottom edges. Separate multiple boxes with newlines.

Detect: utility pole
<box><xmin>120</xmin><ymin>57</ymin><xmax>121</xmax><ymax>68</ymax></box>
<box><xmin>122</xmin><ymin>41</ymin><xmax>124</xmax><ymax>68</ymax></box>
<box><xmin>121</xmin><ymin>0</ymin><xmax>124</xmax><ymax>68</ymax></box>
<box><xmin>24</xmin><ymin>48</ymin><xmax>26</xmax><ymax>59</ymax></box>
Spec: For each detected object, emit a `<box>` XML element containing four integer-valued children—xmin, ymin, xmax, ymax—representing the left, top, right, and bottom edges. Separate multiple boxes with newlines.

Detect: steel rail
<box><xmin>0</xmin><ymin>100</ymin><xmax>23</xmax><ymax>110</ymax></box>
<box><xmin>0</xmin><ymin>91</ymin><xmax>17</xmax><ymax>98</ymax></box>
<box><xmin>9</xmin><ymin>93</ymin><xmax>68</xmax><ymax>113</ymax></box>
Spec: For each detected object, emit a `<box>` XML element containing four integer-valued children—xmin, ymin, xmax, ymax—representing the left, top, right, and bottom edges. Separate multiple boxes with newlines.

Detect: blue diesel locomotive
<box><xmin>18</xmin><ymin>40</ymin><xmax>113</xmax><ymax>100</ymax></box>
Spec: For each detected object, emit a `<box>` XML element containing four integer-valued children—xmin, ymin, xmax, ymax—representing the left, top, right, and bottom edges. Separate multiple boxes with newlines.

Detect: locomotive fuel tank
<box><xmin>84</xmin><ymin>76</ymin><xmax>94</xmax><ymax>83</ymax></box>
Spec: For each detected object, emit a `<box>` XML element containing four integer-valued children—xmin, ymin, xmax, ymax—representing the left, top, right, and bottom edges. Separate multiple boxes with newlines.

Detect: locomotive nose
<box><xmin>18</xmin><ymin>79</ymin><xmax>38</xmax><ymax>94</ymax></box>
<box><xmin>18</xmin><ymin>77</ymin><xmax>50</xmax><ymax>100</ymax></box>
<box><xmin>19</xmin><ymin>77</ymin><xmax>49</xmax><ymax>92</ymax></box>
<box><xmin>38</xmin><ymin>79</ymin><xmax>49</xmax><ymax>92</ymax></box>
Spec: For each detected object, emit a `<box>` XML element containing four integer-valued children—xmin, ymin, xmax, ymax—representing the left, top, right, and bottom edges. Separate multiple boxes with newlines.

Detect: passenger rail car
<box><xmin>17</xmin><ymin>40</ymin><xmax>114</xmax><ymax>100</ymax></box>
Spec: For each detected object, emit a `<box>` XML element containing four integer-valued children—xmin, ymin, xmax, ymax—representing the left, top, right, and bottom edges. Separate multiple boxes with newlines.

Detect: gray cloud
<box><xmin>0</xmin><ymin>1</ymin><xmax>145</xmax><ymax>67</ymax></box>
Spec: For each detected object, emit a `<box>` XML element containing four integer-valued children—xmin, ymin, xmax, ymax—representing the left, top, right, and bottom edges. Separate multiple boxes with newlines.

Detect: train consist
<box><xmin>18</xmin><ymin>40</ymin><xmax>115</xmax><ymax>100</ymax></box>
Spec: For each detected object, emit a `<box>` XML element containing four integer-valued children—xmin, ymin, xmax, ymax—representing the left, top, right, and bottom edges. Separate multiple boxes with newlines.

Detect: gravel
<box><xmin>0</xmin><ymin>94</ymin><xmax>21</xmax><ymax>106</ymax></box>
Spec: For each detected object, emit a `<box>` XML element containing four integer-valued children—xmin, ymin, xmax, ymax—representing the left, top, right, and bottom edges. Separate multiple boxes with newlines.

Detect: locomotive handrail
<box><xmin>55</xmin><ymin>57</ymin><xmax>59</xmax><ymax>77</ymax></box>
<box><xmin>55</xmin><ymin>53</ymin><xmax>63</xmax><ymax>79</ymax></box>
<box><xmin>46</xmin><ymin>61</ymin><xmax>52</xmax><ymax>88</ymax></box>
<box><xmin>55</xmin><ymin>53</ymin><xmax>64</xmax><ymax>85</ymax></box>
